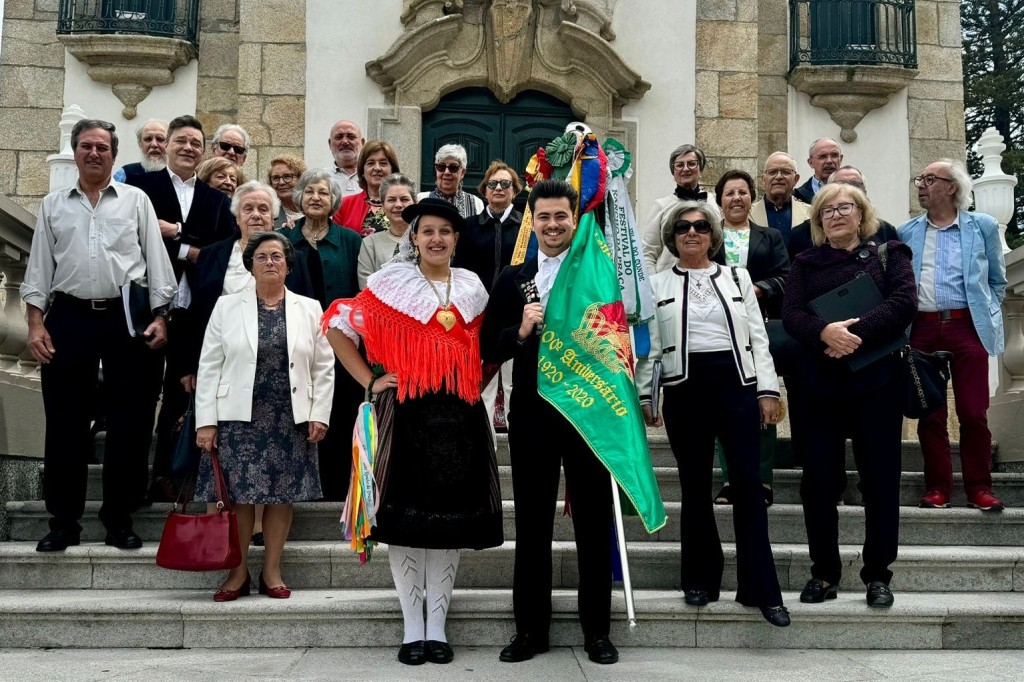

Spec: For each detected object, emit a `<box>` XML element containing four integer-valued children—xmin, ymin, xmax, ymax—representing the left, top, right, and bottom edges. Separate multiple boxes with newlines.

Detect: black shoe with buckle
<box><xmin>583</xmin><ymin>635</ymin><xmax>619</xmax><ymax>664</ymax></box>
<box><xmin>759</xmin><ymin>605</ymin><xmax>791</xmax><ymax>627</ymax></box>
<box><xmin>799</xmin><ymin>579</ymin><xmax>838</xmax><ymax>603</ymax></box>
<box><xmin>425</xmin><ymin>640</ymin><xmax>454</xmax><ymax>664</ymax></box>
<box><xmin>866</xmin><ymin>581</ymin><xmax>894</xmax><ymax>608</ymax></box>
<box><xmin>684</xmin><ymin>588</ymin><xmax>718</xmax><ymax>606</ymax></box>
<box><xmin>398</xmin><ymin>640</ymin><xmax>426</xmax><ymax>665</ymax></box>
<box><xmin>499</xmin><ymin>633</ymin><xmax>549</xmax><ymax>662</ymax></box>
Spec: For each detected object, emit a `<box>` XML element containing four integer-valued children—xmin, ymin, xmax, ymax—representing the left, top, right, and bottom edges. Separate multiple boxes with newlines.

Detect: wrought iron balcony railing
<box><xmin>789</xmin><ymin>0</ymin><xmax>917</xmax><ymax>72</ymax></box>
<box><xmin>57</xmin><ymin>0</ymin><xmax>200</xmax><ymax>50</ymax></box>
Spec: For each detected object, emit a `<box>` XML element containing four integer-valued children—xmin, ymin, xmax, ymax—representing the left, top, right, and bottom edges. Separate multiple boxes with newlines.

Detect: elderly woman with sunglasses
<box><xmin>635</xmin><ymin>200</ymin><xmax>789</xmax><ymax>628</ymax></box>
<box><xmin>418</xmin><ymin>143</ymin><xmax>484</xmax><ymax>218</ymax></box>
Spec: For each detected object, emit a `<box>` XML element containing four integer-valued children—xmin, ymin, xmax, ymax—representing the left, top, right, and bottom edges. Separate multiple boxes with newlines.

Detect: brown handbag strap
<box><xmin>209</xmin><ymin>446</ymin><xmax>232</xmax><ymax>512</ymax></box>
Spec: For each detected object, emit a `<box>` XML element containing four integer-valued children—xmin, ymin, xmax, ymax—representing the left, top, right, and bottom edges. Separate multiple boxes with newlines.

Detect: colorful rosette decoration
<box><xmin>341</xmin><ymin>401</ymin><xmax>380</xmax><ymax>563</ymax></box>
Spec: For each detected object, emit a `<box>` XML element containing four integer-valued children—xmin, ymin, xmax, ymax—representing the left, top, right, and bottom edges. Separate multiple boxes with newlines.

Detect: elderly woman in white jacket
<box><xmin>195</xmin><ymin>230</ymin><xmax>334</xmax><ymax>602</ymax></box>
<box><xmin>635</xmin><ymin>200</ymin><xmax>789</xmax><ymax>628</ymax></box>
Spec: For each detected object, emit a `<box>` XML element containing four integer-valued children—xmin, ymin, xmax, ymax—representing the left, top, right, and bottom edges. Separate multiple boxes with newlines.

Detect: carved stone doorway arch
<box><xmin>364</xmin><ymin>0</ymin><xmax>649</xmax><ymax>187</ymax></box>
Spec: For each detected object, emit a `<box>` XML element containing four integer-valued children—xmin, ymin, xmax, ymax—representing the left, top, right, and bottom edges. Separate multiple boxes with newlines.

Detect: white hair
<box><xmin>763</xmin><ymin>151</ymin><xmax>797</xmax><ymax>170</ymax></box>
<box><xmin>230</xmin><ymin>180</ymin><xmax>281</xmax><ymax>219</ymax></box>
<box><xmin>434</xmin><ymin>143</ymin><xmax>468</xmax><ymax>168</ymax></box>
<box><xmin>213</xmin><ymin>123</ymin><xmax>251</xmax><ymax>149</ymax></box>
<box><xmin>808</xmin><ymin>137</ymin><xmax>842</xmax><ymax>158</ymax></box>
<box><xmin>939</xmin><ymin>159</ymin><xmax>975</xmax><ymax>211</ymax></box>
<box><xmin>135</xmin><ymin>119</ymin><xmax>168</xmax><ymax>144</ymax></box>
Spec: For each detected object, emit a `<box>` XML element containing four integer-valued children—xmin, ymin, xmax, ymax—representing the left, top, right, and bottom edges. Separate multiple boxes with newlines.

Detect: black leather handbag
<box><xmin>901</xmin><ymin>346</ymin><xmax>954</xmax><ymax>419</ymax></box>
<box><xmin>170</xmin><ymin>396</ymin><xmax>201</xmax><ymax>479</ymax></box>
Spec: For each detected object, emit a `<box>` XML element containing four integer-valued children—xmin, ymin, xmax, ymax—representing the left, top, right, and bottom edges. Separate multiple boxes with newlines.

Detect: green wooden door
<box><xmin>421</xmin><ymin>88</ymin><xmax>574</xmax><ymax>209</ymax></box>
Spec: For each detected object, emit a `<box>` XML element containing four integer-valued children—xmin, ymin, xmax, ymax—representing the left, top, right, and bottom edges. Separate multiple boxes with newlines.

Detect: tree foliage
<box><xmin>962</xmin><ymin>0</ymin><xmax>1024</xmax><ymax>247</ymax></box>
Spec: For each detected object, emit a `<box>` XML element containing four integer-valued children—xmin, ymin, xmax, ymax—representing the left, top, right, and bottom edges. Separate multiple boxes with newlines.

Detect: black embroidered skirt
<box><xmin>371</xmin><ymin>390</ymin><xmax>503</xmax><ymax>550</ymax></box>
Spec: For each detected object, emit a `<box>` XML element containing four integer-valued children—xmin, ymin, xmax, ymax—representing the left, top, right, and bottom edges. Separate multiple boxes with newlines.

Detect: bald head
<box><xmin>828</xmin><ymin>166</ymin><xmax>867</xmax><ymax>194</ymax></box>
<box><xmin>761</xmin><ymin>152</ymin><xmax>800</xmax><ymax>206</ymax></box>
<box><xmin>329</xmin><ymin>120</ymin><xmax>364</xmax><ymax>173</ymax></box>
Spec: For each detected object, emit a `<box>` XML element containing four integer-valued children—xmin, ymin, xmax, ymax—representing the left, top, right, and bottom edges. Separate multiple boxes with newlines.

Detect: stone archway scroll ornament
<box><xmin>366</xmin><ymin>0</ymin><xmax>651</xmax><ymax>135</ymax></box>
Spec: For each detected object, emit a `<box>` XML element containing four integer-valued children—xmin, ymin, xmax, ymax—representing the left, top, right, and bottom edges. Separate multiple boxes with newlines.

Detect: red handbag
<box><xmin>156</xmin><ymin>447</ymin><xmax>242</xmax><ymax>572</ymax></box>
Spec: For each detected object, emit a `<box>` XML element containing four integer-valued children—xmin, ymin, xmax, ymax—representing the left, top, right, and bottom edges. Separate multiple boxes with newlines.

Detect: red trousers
<box><xmin>910</xmin><ymin>316</ymin><xmax>994</xmax><ymax>496</ymax></box>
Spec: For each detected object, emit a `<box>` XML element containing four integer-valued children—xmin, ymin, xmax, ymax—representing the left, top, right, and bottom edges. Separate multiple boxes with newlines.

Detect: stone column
<box><xmin>195</xmin><ymin>0</ymin><xmax>241</xmax><ymax>149</ymax></box>
<box><xmin>906</xmin><ymin>0</ymin><xmax>966</xmax><ymax>212</ymax></box>
<box><xmin>756</xmin><ymin>0</ymin><xmax>790</xmax><ymax>162</ymax></box>
<box><xmin>234</xmin><ymin>0</ymin><xmax>307</xmax><ymax>180</ymax></box>
<box><xmin>694</xmin><ymin>0</ymin><xmax>760</xmax><ymax>183</ymax></box>
<box><xmin>0</xmin><ymin>0</ymin><xmax>67</xmax><ymax>214</ymax></box>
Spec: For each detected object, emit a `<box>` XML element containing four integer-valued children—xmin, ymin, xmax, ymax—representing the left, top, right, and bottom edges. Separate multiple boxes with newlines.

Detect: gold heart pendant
<box><xmin>436</xmin><ymin>309</ymin><xmax>457</xmax><ymax>332</ymax></box>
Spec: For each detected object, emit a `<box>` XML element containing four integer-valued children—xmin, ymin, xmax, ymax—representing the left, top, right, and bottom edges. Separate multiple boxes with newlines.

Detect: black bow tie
<box><xmin>675</xmin><ymin>186</ymin><xmax>708</xmax><ymax>202</ymax></box>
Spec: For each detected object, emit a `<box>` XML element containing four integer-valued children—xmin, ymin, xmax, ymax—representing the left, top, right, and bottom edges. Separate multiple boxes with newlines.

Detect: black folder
<box><xmin>121</xmin><ymin>281</ymin><xmax>153</xmax><ymax>338</ymax></box>
<box><xmin>809</xmin><ymin>274</ymin><xmax>907</xmax><ymax>371</ymax></box>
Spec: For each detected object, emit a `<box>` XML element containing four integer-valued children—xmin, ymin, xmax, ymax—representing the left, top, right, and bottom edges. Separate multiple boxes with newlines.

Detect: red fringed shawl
<box><xmin>323</xmin><ymin>289</ymin><xmax>484</xmax><ymax>404</ymax></box>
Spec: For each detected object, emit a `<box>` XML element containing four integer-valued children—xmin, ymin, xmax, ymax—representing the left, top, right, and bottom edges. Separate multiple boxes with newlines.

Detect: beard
<box><xmin>141</xmin><ymin>156</ymin><xmax>166</xmax><ymax>172</ymax></box>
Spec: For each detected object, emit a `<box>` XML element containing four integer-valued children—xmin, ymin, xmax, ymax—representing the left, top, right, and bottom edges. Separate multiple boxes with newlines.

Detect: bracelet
<box><xmin>365</xmin><ymin>363</ymin><xmax>387</xmax><ymax>403</ymax></box>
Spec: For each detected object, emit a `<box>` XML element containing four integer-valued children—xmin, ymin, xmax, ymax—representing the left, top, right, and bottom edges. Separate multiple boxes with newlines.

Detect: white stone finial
<box><xmin>972</xmin><ymin>126</ymin><xmax>1018</xmax><ymax>253</ymax></box>
<box><xmin>48</xmin><ymin>104</ymin><xmax>86</xmax><ymax>193</ymax></box>
<box><xmin>57</xmin><ymin>104</ymin><xmax>87</xmax><ymax>156</ymax></box>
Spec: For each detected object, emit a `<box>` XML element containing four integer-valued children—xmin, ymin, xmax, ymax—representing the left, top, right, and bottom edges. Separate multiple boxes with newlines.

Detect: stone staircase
<box><xmin>2</xmin><ymin>435</ymin><xmax>1024</xmax><ymax>649</ymax></box>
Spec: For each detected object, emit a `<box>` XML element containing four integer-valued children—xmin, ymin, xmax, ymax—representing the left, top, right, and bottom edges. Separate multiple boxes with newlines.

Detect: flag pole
<box><xmin>611</xmin><ymin>474</ymin><xmax>637</xmax><ymax>629</ymax></box>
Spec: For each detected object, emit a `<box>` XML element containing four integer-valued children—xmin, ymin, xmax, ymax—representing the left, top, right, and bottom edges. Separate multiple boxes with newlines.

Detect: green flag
<box><xmin>538</xmin><ymin>211</ymin><xmax>667</xmax><ymax>533</ymax></box>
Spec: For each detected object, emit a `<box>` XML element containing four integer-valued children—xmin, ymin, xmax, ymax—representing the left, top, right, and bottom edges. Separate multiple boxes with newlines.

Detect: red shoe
<box><xmin>967</xmin><ymin>490</ymin><xmax>1005</xmax><ymax>512</ymax></box>
<box><xmin>918</xmin><ymin>490</ymin><xmax>951</xmax><ymax>508</ymax></box>
<box><xmin>213</xmin><ymin>572</ymin><xmax>251</xmax><ymax>602</ymax></box>
<box><xmin>259</xmin><ymin>572</ymin><xmax>292</xmax><ymax>599</ymax></box>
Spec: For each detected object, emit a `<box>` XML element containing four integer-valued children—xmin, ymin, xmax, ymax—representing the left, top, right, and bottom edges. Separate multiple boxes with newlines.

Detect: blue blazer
<box><xmin>898</xmin><ymin>211</ymin><xmax>1007</xmax><ymax>355</ymax></box>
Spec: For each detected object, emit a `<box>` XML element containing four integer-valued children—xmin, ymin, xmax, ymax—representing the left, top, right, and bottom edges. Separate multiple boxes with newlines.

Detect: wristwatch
<box><xmin>153</xmin><ymin>306</ymin><xmax>171</xmax><ymax>320</ymax></box>
<box><xmin>175</xmin><ymin>222</ymin><xmax>183</xmax><ymax>239</ymax></box>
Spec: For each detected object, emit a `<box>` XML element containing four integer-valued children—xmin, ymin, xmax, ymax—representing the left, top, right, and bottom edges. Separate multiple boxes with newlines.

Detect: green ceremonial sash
<box><xmin>538</xmin><ymin>211</ymin><xmax>667</xmax><ymax>533</ymax></box>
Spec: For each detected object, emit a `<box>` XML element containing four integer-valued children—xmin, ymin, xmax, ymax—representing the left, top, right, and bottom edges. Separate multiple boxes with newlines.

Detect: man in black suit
<box><xmin>125</xmin><ymin>114</ymin><xmax>236</xmax><ymax>500</ymax></box>
<box><xmin>793</xmin><ymin>137</ymin><xmax>843</xmax><ymax>204</ymax></box>
<box><xmin>481</xmin><ymin>179</ymin><xmax>619</xmax><ymax>666</ymax></box>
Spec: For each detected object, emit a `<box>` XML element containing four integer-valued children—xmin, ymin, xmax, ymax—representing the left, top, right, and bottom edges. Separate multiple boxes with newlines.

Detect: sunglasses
<box><xmin>486</xmin><ymin>179</ymin><xmax>513</xmax><ymax>190</ymax></box>
<box><xmin>435</xmin><ymin>162</ymin><xmax>462</xmax><ymax>174</ymax></box>
<box><xmin>673</xmin><ymin>219</ymin><xmax>713</xmax><ymax>234</ymax></box>
<box><xmin>217</xmin><ymin>141</ymin><xmax>246</xmax><ymax>155</ymax></box>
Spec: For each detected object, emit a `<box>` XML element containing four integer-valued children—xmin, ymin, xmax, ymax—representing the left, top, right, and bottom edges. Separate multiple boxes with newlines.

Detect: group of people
<box><xmin>20</xmin><ymin>113</ymin><xmax>1007</xmax><ymax>667</ymax></box>
<box><xmin>637</xmin><ymin>138</ymin><xmax>1006</xmax><ymax>621</ymax></box>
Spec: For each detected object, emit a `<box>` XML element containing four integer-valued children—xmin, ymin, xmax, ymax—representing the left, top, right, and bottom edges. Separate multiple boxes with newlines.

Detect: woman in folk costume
<box><xmin>323</xmin><ymin>197</ymin><xmax>503</xmax><ymax>666</ymax></box>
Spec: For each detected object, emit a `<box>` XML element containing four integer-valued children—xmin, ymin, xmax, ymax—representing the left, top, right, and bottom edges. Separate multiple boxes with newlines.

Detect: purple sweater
<box><xmin>782</xmin><ymin>240</ymin><xmax>918</xmax><ymax>359</ymax></box>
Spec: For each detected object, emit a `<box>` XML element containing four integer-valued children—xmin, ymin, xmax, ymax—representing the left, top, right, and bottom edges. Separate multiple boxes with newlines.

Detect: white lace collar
<box><xmin>365</xmin><ymin>262</ymin><xmax>488</xmax><ymax>324</ymax></box>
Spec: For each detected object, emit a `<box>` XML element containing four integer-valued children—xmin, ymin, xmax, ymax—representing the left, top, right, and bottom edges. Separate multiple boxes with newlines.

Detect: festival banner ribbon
<box><xmin>538</xmin><ymin>133</ymin><xmax>667</xmax><ymax>534</ymax></box>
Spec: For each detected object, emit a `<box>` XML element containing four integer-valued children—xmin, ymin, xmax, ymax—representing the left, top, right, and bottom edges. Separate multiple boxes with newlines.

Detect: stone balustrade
<box><xmin>989</xmin><ymin>245</ymin><xmax>1024</xmax><ymax>466</ymax></box>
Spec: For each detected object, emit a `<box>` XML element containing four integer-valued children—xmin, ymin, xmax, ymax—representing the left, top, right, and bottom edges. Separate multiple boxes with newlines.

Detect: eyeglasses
<box><xmin>764</xmin><ymin>168</ymin><xmax>796</xmax><ymax>178</ymax></box>
<box><xmin>487</xmin><ymin>179</ymin><xmax>513</xmax><ymax>190</ymax></box>
<box><xmin>673</xmin><ymin>161</ymin><xmax>700</xmax><ymax>171</ymax></box>
<box><xmin>253</xmin><ymin>253</ymin><xmax>285</xmax><ymax>264</ymax></box>
<box><xmin>913</xmin><ymin>175</ymin><xmax>954</xmax><ymax>187</ymax></box>
<box><xmin>435</xmin><ymin>163</ymin><xmax>462</xmax><ymax>174</ymax></box>
<box><xmin>270</xmin><ymin>173</ymin><xmax>297</xmax><ymax>184</ymax></box>
<box><xmin>217</xmin><ymin>141</ymin><xmax>247</xmax><ymax>155</ymax></box>
<box><xmin>673</xmin><ymin>219</ymin><xmax>713</xmax><ymax>234</ymax></box>
<box><xmin>819</xmin><ymin>202</ymin><xmax>856</xmax><ymax>220</ymax></box>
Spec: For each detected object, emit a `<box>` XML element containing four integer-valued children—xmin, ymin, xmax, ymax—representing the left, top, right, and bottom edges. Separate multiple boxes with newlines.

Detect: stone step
<box><xmin>8</xmin><ymin>500</ymin><xmax>1024</xmax><ymax>546</ymax></box>
<box><xmin>1</xmin><ymin>541</ymin><xmax>1021</xmax><ymax>595</ymax></box>
<box><xmin>0</xmin><ymin>588</ymin><xmax>1021</xmax><ymax>649</ymax></box>
<box><xmin>81</xmin><ymin>465</ymin><xmax>1024</xmax><ymax>505</ymax></box>
<box><xmin>93</xmin><ymin>431</ymin><xmax>973</xmax><ymax>472</ymax></box>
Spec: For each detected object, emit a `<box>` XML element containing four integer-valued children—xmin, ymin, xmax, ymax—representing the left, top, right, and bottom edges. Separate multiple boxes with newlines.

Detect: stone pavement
<box><xmin>1</xmin><ymin>648</ymin><xmax>1023</xmax><ymax>681</ymax></box>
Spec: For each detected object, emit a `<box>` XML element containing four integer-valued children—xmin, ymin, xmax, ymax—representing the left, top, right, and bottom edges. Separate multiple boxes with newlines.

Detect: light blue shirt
<box><xmin>930</xmin><ymin>223</ymin><xmax>969</xmax><ymax>311</ymax></box>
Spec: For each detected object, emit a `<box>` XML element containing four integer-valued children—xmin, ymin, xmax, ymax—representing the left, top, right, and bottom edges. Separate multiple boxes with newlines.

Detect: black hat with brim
<box><xmin>402</xmin><ymin>197</ymin><xmax>467</xmax><ymax>232</ymax></box>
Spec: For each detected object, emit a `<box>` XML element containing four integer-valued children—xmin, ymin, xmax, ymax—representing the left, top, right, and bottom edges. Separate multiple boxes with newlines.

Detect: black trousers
<box><xmin>40</xmin><ymin>296</ymin><xmax>159</xmax><ymax>534</ymax></box>
<box><xmin>508</xmin><ymin>396</ymin><xmax>613</xmax><ymax>639</ymax></box>
<box><xmin>147</xmin><ymin>343</ymin><xmax>187</xmax><ymax>486</ymax></box>
<box><xmin>800</xmin><ymin>368</ymin><xmax>902</xmax><ymax>586</ymax></box>
<box><xmin>662</xmin><ymin>352</ymin><xmax>783</xmax><ymax>607</ymax></box>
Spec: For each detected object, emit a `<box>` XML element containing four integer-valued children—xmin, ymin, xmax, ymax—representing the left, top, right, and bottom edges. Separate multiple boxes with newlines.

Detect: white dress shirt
<box><xmin>334</xmin><ymin>166</ymin><xmax>361</xmax><ymax>198</ymax></box>
<box><xmin>168</xmin><ymin>167</ymin><xmax>197</xmax><ymax>261</ymax></box>
<box><xmin>536</xmin><ymin>250</ymin><xmax>568</xmax><ymax>308</ymax></box>
<box><xmin>21</xmin><ymin>181</ymin><xmax>178</xmax><ymax>312</ymax></box>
